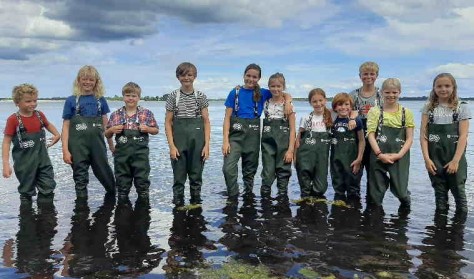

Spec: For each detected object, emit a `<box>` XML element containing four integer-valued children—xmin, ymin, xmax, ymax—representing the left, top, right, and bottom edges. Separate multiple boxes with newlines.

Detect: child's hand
<box><xmin>222</xmin><ymin>142</ymin><xmax>231</xmax><ymax>156</ymax></box>
<box><xmin>424</xmin><ymin>158</ymin><xmax>437</xmax><ymax>175</ymax></box>
<box><xmin>110</xmin><ymin>125</ymin><xmax>124</xmax><ymax>135</ymax></box>
<box><xmin>284</xmin><ymin>150</ymin><xmax>293</xmax><ymax>163</ymax></box>
<box><xmin>63</xmin><ymin>150</ymin><xmax>73</xmax><ymax>165</ymax></box>
<box><xmin>139</xmin><ymin>124</ymin><xmax>149</xmax><ymax>133</ymax></box>
<box><xmin>201</xmin><ymin>145</ymin><xmax>210</xmax><ymax>161</ymax></box>
<box><xmin>348</xmin><ymin>119</ymin><xmax>357</xmax><ymax>130</ymax></box>
<box><xmin>47</xmin><ymin>134</ymin><xmax>61</xmax><ymax>148</ymax></box>
<box><xmin>377</xmin><ymin>153</ymin><xmax>394</xmax><ymax>164</ymax></box>
<box><xmin>235</xmin><ymin>85</ymin><xmax>241</xmax><ymax>91</ymax></box>
<box><xmin>350</xmin><ymin>159</ymin><xmax>362</xmax><ymax>174</ymax></box>
<box><xmin>3</xmin><ymin>164</ymin><xmax>12</xmax><ymax>178</ymax></box>
<box><xmin>170</xmin><ymin>146</ymin><xmax>180</xmax><ymax>160</ymax></box>
<box><xmin>444</xmin><ymin>159</ymin><xmax>459</xmax><ymax>174</ymax></box>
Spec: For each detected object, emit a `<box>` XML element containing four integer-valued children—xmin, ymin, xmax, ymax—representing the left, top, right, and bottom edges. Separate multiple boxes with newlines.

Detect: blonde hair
<box><xmin>244</xmin><ymin>63</ymin><xmax>262</xmax><ymax>102</ymax></box>
<box><xmin>359</xmin><ymin>61</ymin><xmax>379</xmax><ymax>75</ymax></box>
<box><xmin>427</xmin><ymin>73</ymin><xmax>458</xmax><ymax>111</ymax></box>
<box><xmin>268</xmin><ymin>72</ymin><xmax>286</xmax><ymax>90</ymax></box>
<box><xmin>122</xmin><ymin>81</ymin><xmax>141</xmax><ymax>97</ymax></box>
<box><xmin>381</xmin><ymin>78</ymin><xmax>401</xmax><ymax>92</ymax></box>
<box><xmin>12</xmin><ymin>83</ymin><xmax>38</xmax><ymax>104</ymax></box>
<box><xmin>308</xmin><ymin>88</ymin><xmax>332</xmax><ymax>128</ymax></box>
<box><xmin>73</xmin><ymin>65</ymin><xmax>105</xmax><ymax>98</ymax></box>
<box><xmin>331</xmin><ymin>92</ymin><xmax>353</xmax><ymax>110</ymax></box>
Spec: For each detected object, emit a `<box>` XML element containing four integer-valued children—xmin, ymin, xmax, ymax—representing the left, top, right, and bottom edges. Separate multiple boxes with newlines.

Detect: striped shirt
<box><xmin>165</xmin><ymin>89</ymin><xmax>209</xmax><ymax>118</ymax></box>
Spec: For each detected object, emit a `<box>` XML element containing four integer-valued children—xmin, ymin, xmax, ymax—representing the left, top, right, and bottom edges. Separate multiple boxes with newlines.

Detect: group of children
<box><xmin>1</xmin><ymin>62</ymin><xmax>471</xmax><ymax>215</ymax></box>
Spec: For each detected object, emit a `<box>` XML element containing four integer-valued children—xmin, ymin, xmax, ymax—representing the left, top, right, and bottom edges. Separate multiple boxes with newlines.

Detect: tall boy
<box><xmin>165</xmin><ymin>62</ymin><xmax>210</xmax><ymax>206</ymax></box>
<box><xmin>349</xmin><ymin>61</ymin><xmax>382</xmax><ymax>199</ymax></box>
<box><xmin>105</xmin><ymin>82</ymin><xmax>159</xmax><ymax>200</ymax></box>
<box><xmin>2</xmin><ymin>84</ymin><xmax>60</xmax><ymax>202</ymax></box>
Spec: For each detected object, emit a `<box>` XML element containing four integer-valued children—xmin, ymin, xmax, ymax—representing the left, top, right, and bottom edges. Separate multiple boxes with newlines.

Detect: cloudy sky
<box><xmin>1</xmin><ymin>0</ymin><xmax>474</xmax><ymax>99</ymax></box>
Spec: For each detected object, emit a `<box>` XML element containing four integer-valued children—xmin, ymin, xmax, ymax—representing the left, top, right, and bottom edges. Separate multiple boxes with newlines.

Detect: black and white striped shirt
<box><xmin>165</xmin><ymin>89</ymin><xmax>209</xmax><ymax>118</ymax></box>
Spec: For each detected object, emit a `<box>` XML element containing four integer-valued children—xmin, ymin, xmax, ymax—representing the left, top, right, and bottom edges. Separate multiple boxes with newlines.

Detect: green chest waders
<box><xmin>368</xmin><ymin>109</ymin><xmax>410</xmax><ymax>206</ymax></box>
<box><xmin>261</xmin><ymin>118</ymin><xmax>292</xmax><ymax>196</ymax></box>
<box><xmin>330</xmin><ymin>128</ymin><xmax>362</xmax><ymax>200</ymax></box>
<box><xmin>223</xmin><ymin>117</ymin><xmax>261</xmax><ymax>197</ymax></box>
<box><xmin>171</xmin><ymin>118</ymin><xmax>205</xmax><ymax>205</ymax></box>
<box><xmin>296</xmin><ymin>130</ymin><xmax>331</xmax><ymax>198</ymax></box>
<box><xmin>427</xmin><ymin>121</ymin><xmax>467</xmax><ymax>213</ymax></box>
<box><xmin>69</xmin><ymin>114</ymin><xmax>115</xmax><ymax>197</ymax></box>
<box><xmin>12</xmin><ymin>112</ymin><xmax>55</xmax><ymax>200</ymax></box>
<box><xmin>114</xmin><ymin>129</ymin><xmax>150</xmax><ymax>199</ymax></box>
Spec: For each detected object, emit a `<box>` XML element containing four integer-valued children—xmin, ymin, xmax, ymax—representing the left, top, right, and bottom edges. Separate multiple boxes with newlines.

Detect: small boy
<box><xmin>105</xmin><ymin>82</ymin><xmax>158</xmax><ymax>200</ymax></box>
<box><xmin>2</xmin><ymin>84</ymin><xmax>61</xmax><ymax>202</ymax></box>
<box><xmin>165</xmin><ymin>62</ymin><xmax>210</xmax><ymax>206</ymax></box>
<box><xmin>349</xmin><ymin>61</ymin><xmax>382</xmax><ymax>198</ymax></box>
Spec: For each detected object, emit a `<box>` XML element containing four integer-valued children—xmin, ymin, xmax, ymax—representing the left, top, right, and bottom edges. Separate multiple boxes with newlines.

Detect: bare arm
<box><xmin>222</xmin><ymin>108</ymin><xmax>233</xmax><ymax>156</ymax></box>
<box><xmin>201</xmin><ymin>108</ymin><xmax>211</xmax><ymax>160</ymax></box>
<box><xmin>2</xmin><ymin>135</ymin><xmax>13</xmax><ymax>178</ymax></box>
<box><xmin>395</xmin><ymin>127</ymin><xmax>414</xmax><ymax>160</ymax></box>
<box><xmin>284</xmin><ymin>112</ymin><xmax>296</xmax><ymax>163</ymax></box>
<box><xmin>102</xmin><ymin>115</ymin><xmax>114</xmax><ymax>152</ymax></box>
<box><xmin>62</xmin><ymin>120</ymin><xmax>72</xmax><ymax>164</ymax></box>
<box><xmin>420</xmin><ymin>114</ymin><xmax>436</xmax><ymax>175</ymax></box>
<box><xmin>445</xmin><ymin>119</ymin><xmax>469</xmax><ymax>174</ymax></box>
<box><xmin>45</xmin><ymin>122</ymin><xmax>61</xmax><ymax>148</ymax></box>
<box><xmin>165</xmin><ymin>111</ymin><xmax>179</xmax><ymax>160</ymax></box>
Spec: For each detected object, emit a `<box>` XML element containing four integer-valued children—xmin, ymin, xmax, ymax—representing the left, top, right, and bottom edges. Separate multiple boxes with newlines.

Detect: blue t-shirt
<box><xmin>224</xmin><ymin>87</ymin><xmax>272</xmax><ymax>118</ymax></box>
<box><xmin>62</xmin><ymin>95</ymin><xmax>110</xmax><ymax>120</ymax></box>
<box><xmin>332</xmin><ymin>117</ymin><xmax>363</xmax><ymax>134</ymax></box>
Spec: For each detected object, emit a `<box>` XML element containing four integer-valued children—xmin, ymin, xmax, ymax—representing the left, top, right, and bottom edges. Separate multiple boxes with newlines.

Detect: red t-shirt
<box><xmin>4</xmin><ymin>111</ymin><xmax>50</xmax><ymax>136</ymax></box>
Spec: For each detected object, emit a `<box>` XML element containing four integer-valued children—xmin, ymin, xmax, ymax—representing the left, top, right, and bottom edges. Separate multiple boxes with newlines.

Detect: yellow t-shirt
<box><xmin>366</xmin><ymin>105</ymin><xmax>415</xmax><ymax>134</ymax></box>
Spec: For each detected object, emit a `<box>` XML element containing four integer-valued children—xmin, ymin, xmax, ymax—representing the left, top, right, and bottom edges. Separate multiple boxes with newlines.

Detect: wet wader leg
<box><xmin>448</xmin><ymin>157</ymin><xmax>468</xmax><ymax>213</ymax></box>
<box><xmin>330</xmin><ymin>159</ymin><xmax>346</xmax><ymax>200</ymax></box>
<box><xmin>241</xmin><ymin>144</ymin><xmax>260</xmax><ymax>194</ymax></box>
<box><xmin>361</xmin><ymin>142</ymin><xmax>371</xmax><ymax>198</ymax></box>
<box><xmin>71</xmin><ymin>157</ymin><xmax>90</xmax><ymax>198</ymax></box>
<box><xmin>368</xmin><ymin>153</ymin><xmax>389</xmax><ymax>206</ymax></box>
<box><xmin>296</xmin><ymin>138</ymin><xmax>314</xmax><ymax>198</ymax></box>
<box><xmin>132</xmin><ymin>148</ymin><xmax>151</xmax><ymax>198</ymax></box>
<box><xmin>35</xmin><ymin>163</ymin><xmax>56</xmax><ymax>199</ymax></box>
<box><xmin>15</xmin><ymin>167</ymin><xmax>38</xmax><ymax>199</ymax></box>
<box><xmin>114</xmin><ymin>149</ymin><xmax>133</xmax><ymax>199</ymax></box>
<box><xmin>90</xmin><ymin>139</ymin><xmax>115</xmax><ymax>194</ymax></box>
<box><xmin>312</xmin><ymin>146</ymin><xmax>329</xmax><ymax>197</ymax></box>
<box><xmin>261</xmin><ymin>137</ymin><xmax>276</xmax><ymax>195</ymax></box>
<box><xmin>223</xmin><ymin>141</ymin><xmax>242</xmax><ymax>197</ymax></box>
<box><xmin>188</xmin><ymin>143</ymin><xmax>204</xmax><ymax>205</ymax></box>
<box><xmin>172</xmin><ymin>151</ymin><xmax>188</xmax><ymax>205</ymax></box>
<box><xmin>275</xmin><ymin>125</ymin><xmax>291</xmax><ymax>196</ymax></box>
<box><xmin>430</xmin><ymin>174</ymin><xmax>449</xmax><ymax>213</ymax></box>
<box><xmin>388</xmin><ymin>155</ymin><xmax>411</xmax><ymax>207</ymax></box>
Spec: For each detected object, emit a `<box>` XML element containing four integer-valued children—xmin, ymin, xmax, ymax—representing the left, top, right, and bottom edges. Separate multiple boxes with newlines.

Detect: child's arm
<box><xmin>445</xmin><ymin>119</ymin><xmax>469</xmax><ymax>174</ymax></box>
<box><xmin>222</xmin><ymin>108</ymin><xmax>233</xmax><ymax>156</ymax></box>
<box><xmin>104</xmin><ymin>125</ymin><xmax>124</xmax><ymax>138</ymax></box>
<box><xmin>62</xmin><ymin>120</ymin><xmax>72</xmax><ymax>164</ymax></box>
<box><xmin>368</xmin><ymin>132</ymin><xmax>394</xmax><ymax>164</ymax></box>
<box><xmin>201</xmin><ymin>108</ymin><xmax>211</xmax><ymax>161</ymax></box>
<box><xmin>102</xmin><ymin>115</ymin><xmax>115</xmax><ymax>153</ymax></box>
<box><xmin>165</xmin><ymin>111</ymin><xmax>180</xmax><ymax>160</ymax></box>
<box><xmin>139</xmin><ymin>124</ymin><xmax>159</xmax><ymax>135</ymax></box>
<box><xmin>282</xmin><ymin>92</ymin><xmax>293</xmax><ymax>117</ymax></box>
<box><xmin>348</xmin><ymin>110</ymin><xmax>358</xmax><ymax>130</ymax></box>
<box><xmin>45</xmin><ymin>122</ymin><xmax>61</xmax><ymax>148</ymax></box>
<box><xmin>284</xmin><ymin>112</ymin><xmax>296</xmax><ymax>163</ymax></box>
<box><xmin>351</xmin><ymin>129</ymin><xmax>365</xmax><ymax>174</ymax></box>
<box><xmin>420</xmin><ymin>114</ymin><xmax>436</xmax><ymax>175</ymax></box>
<box><xmin>2</xmin><ymin>135</ymin><xmax>13</xmax><ymax>178</ymax></box>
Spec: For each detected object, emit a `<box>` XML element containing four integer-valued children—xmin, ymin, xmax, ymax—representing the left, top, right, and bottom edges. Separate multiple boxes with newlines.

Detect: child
<box><xmin>2</xmin><ymin>84</ymin><xmax>60</xmax><ymax>202</ymax></box>
<box><xmin>349</xmin><ymin>61</ymin><xmax>382</xmax><ymax>197</ymax></box>
<box><xmin>420</xmin><ymin>73</ymin><xmax>471</xmax><ymax>214</ymax></box>
<box><xmin>295</xmin><ymin>88</ymin><xmax>332</xmax><ymax>199</ymax></box>
<box><xmin>366</xmin><ymin>78</ymin><xmax>414</xmax><ymax>208</ymax></box>
<box><xmin>222</xmin><ymin>63</ymin><xmax>292</xmax><ymax>198</ymax></box>
<box><xmin>260</xmin><ymin>73</ymin><xmax>296</xmax><ymax>198</ymax></box>
<box><xmin>330</xmin><ymin>93</ymin><xmax>365</xmax><ymax>202</ymax></box>
<box><xmin>105</xmin><ymin>82</ymin><xmax>159</xmax><ymax>201</ymax></box>
<box><xmin>61</xmin><ymin>65</ymin><xmax>115</xmax><ymax>198</ymax></box>
<box><xmin>165</xmin><ymin>62</ymin><xmax>210</xmax><ymax>206</ymax></box>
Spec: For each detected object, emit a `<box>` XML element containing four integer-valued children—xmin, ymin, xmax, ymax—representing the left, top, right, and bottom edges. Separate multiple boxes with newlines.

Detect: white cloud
<box><xmin>430</xmin><ymin>63</ymin><xmax>474</xmax><ymax>79</ymax></box>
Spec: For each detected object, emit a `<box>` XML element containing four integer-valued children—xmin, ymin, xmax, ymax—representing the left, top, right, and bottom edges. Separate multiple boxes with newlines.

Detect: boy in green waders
<box><xmin>2</xmin><ymin>84</ymin><xmax>61</xmax><ymax>203</ymax></box>
<box><xmin>165</xmin><ymin>62</ymin><xmax>210</xmax><ymax>206</ymax></box>
<box><xmin>105</xmin><ymin>82</ymin><xmax>159</xmax><ymax>201</ymax></box>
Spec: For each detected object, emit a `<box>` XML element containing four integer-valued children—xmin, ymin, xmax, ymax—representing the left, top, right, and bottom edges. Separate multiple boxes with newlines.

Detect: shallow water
<box><xmin>0</xmin><ymin>100</ymin><xmax>473</xmax><ymax>278</ymax></box>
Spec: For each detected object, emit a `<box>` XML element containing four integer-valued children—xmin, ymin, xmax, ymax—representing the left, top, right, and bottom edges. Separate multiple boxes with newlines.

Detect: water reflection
<box><xmin>113</xmin><ymin>197</ymin><xmax>164</xmax><ymax>276</ymax></box>
<box><xmin>61</xmin><ymin>195</ymin><xmax>116</xmax><ymax>277</ymax></box>
<box><xmin>165</xmin><ymin>206</ymin><xmax>215</xmax><ymax>276</ymax></box>
<box><xmin>416</xmin><ymin>212</ymin><xmax>467</xmax><ymax>278</ymax></box>
<box><xmin>2</xmin><ymin>201</ymin><xmax>58</xmax><ymax>277</ymax></box>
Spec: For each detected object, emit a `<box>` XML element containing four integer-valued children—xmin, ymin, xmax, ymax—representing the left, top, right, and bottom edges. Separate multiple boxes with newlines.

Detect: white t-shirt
<box><xmin>299</xmin><ymin>113</ymin><xmax>327</xmax><ymax>132</ymax></box>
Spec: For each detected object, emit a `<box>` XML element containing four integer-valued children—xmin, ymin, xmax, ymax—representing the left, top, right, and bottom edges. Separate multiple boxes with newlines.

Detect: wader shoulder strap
<box><xmin>233</xmin><ymin>88</ymin><xmax>240</xmax><ymax>117</ymax></box>
<box><xmin>401</xmin><ymin>107</ymin><xmax>406</xmax><ymax>128</ymax></box>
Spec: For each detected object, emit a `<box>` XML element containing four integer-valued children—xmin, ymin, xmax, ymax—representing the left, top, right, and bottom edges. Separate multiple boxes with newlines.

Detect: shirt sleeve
<box><xmin>405</xmin><ymin>108</ymin><xmax>415</xmax><ymax>128</ymax></box>
<box><xmin>366</xmin><ymin>107</ymin><xmax>380</xmax><ymax>134</ymax></box>
<box><xmin>355</xmin><ymin>117</ymin><xmax>363</xmax><ymax>131</ymax></box>
<box><xmin>165</xmin><ymin>91</ymin><xmax>177</xmax><ymax>112</ymax></box>
<box><xmin>100</xmin><ymin>97</ymin><xmax>110</xmax><ymax>115</ymax></box>
<box><xmin>199</xmin><ymin>92</ymin><xmax>209</xmax><ymax>109</ymax></box>
<box><xmin>62</xmin><ymin>96</ymin><xmax>75</xmax><ymax>120</ymax></box>
<box><xmin>38</xmin><ymin>111</ymin><xmax>50</xmax><ymax>128</ymax></box>
<box><xmin>459</xmin><ymin>103</ymin><xmax>472</xmax><ymax>120</ymax></box>
<box><xmin>261</xmin><ymin>88</ymin><xmax>272</xmax><ymax>101</ymax></box>
<box><xmin>106</xmin><ymin>111</ymin><xmax>116</xmax><ymax>129</ymax></box>
<box><xmin>145</xmin><ymin>109</ymin><xmax>157</xmax><ymax>127</ymax></box>
<box><xmin>420</xmin><ymin>102</ymin><xmax>429</xmax><ymax>114</ymax></box>
<box><xmin>299</xmin><ymin>116</ymin><xmax>307</xmax><ymax>129</ymax></box>
<box><xmin>3</xmin><ymin>114</ymin><xmax>18</xmax><ymax>136</ymax></box>
<box><xmin>224</xmin><ymin>89</ymin><xmax>236</xmax><ymax>109</ymax></box>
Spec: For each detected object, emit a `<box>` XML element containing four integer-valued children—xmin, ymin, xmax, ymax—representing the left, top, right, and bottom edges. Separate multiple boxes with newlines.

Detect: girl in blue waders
<box><xmin>62</xmin><ymin>65</ymin><xmax>115</xmax><ymax>199</ymax></box>
<box><xmin>295</xmin><ymin>88</ymin><xmax>333</xmax><ymax>199</ymax></box>
<box><xmin>366</xmin><ymin>78</ymin><xmax>414</xmax><ymax>209</ymax></box>
<box><xmin>222</xmin><ymin>64</ymin><xmax>292</xmax><ymax>198</ymax></box>
<box><xmin>420</xmin><ymin>73</ymin><xmax>471</xmax><ymax>214</ymax></box>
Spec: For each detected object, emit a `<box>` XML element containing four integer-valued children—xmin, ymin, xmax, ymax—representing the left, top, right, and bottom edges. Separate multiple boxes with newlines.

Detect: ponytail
<box><xmin>253</xmin><ymin>84</ymin><xmax>261</xmax><ymax>102</ymax></box>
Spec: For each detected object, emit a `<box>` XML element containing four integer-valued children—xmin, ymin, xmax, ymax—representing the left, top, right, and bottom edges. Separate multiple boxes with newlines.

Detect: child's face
<box><xmin>334</xmin><ymin>101</ymin><xmax>352</xmax><ymax>117</ymax></box>
<box><xmin>268</xmin><ymin>78</ymin><xmax>284</xmax><ymax>97</ymax></box>
<box><xmin>79</xmin><ymin>75</ymin><xmax>97</xmax><ymax>94</ymax></box>
<box><xmin>382</xmin><ymin>86</ymin><xmax>400</xmax><ymax>105</ymax></box>
<box><xmin>434</xmin><ymin>76</ymin><xmax>454</xmax><ymax>103</ymax></box>
<box><xmin>310</xmin><ymin>94</ymin><xmax>327</xmax><ymax>114</ymax></box>
<box><xmin>243</xmin><ymin>69</ymin><xmax>261</xmax><ymax>89</ymax></box>
<box><xmin>123</xmin><ymin>92</ymin><xmax>140</xmax><ymax>108</ymax></box>
<box><xmin>178</xmin><ymin>71</ymin><xmax>196</xmax><ymax>89</ymax></box>
<box><xmin>359</xmin><ymin>70</ymin><xmax>378</xmax><ymax>86</ymax></box>
<box><xmin>17</xmin><ymin>93</ymin><xmax>38</xmax><ymax>115</ymax></box>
